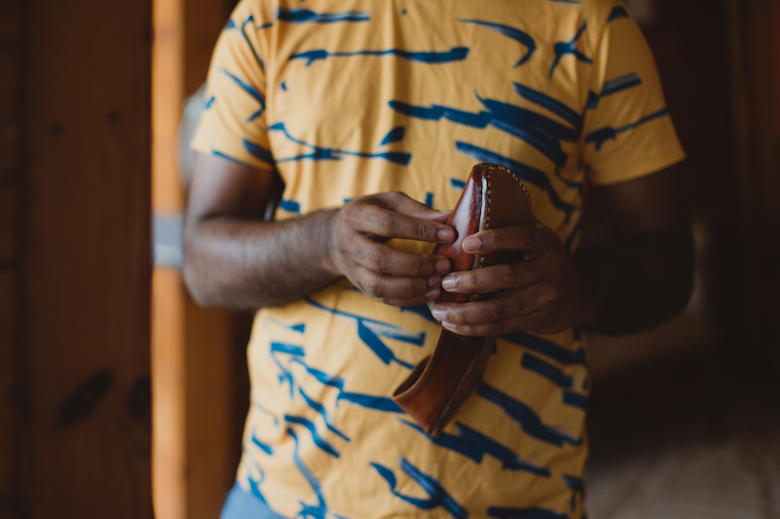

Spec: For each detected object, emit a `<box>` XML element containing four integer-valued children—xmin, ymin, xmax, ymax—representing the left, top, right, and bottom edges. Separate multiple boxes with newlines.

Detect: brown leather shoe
<box><xmin>392</xmin><ymin>162</ymin><xmax>533</xmax><ymax>437</ymax></box>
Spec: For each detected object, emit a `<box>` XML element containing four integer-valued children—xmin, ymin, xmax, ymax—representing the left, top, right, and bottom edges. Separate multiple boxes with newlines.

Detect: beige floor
<box><xmin>587</xmin><ymin>414</ymin><xmax>780</xmax><ymax>519</ymax></box>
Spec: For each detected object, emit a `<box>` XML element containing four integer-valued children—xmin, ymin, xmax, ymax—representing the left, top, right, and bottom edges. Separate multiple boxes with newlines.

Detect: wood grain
<box><xmin>20</xmin><ymin>0</ymin><xmax>152</xmax><ymax>517</ymax></box>
<box><xmin>184</xmin><ymin>299</ymin><xmax>240</xmax><ymax>519</ymax></box>
<box><xmin>151</xmin><ymin>270</ymin><xmax>186</xmax><ymax>519</ymax></box>
<box><xmin>0</xmin><ymin>0</ymin><xmax>22</xmax><ymax>44</ymax></box>
<box><xmin>0</xmin><ymin>271</ymin><xmax>14</xmax><ymax>500</ymax></box>
<box><xmin>181</xmin><ymin>1</ymin><xmax>244</xmax><ymax>516</ymax></box>
<box><xmin>0</xmin><ymin>187</ymin><xmax>14</xmax><ymax>263</ymax></box>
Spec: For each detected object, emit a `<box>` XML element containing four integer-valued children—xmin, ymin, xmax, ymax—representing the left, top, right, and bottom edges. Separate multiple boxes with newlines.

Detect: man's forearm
<box><xmin>183</xmin><ymin>210</ymin><xmax>339</xmax><ymax>309</ymax></box>
<box><xmin>575</xmin><ymin>232</ymin><xmax>695</xmax><ymax>335</ymax></box>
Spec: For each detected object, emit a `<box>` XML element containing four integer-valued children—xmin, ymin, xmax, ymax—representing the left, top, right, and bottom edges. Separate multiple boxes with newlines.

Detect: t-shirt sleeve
<box><xmin>581</xmin><ymin>8</ymin><xmax>685</xmax><ymax>185</ymax></box>
<box><xmin>190</xmin><ymin>0</ymin><xmax>274</xmax><ymax>171</ymax></box>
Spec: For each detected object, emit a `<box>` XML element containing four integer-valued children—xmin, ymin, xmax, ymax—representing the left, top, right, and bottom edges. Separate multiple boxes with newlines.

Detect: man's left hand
<box><xmin>430</xmin><ymin>222</ymin><xmax>595</xmax><ymax>336</ymax></box>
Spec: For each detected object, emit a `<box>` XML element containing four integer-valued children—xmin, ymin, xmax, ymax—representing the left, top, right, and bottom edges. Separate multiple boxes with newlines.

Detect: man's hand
<box><xmin>427</xmin><ymin>167</ymin><xmax>694</xmax><ymax>337</ymax></box>
<box><xmin>430</xmin><ymin>222</ymin><xmax>593</xmax><ymax>336</ymax></box>
<box><xmin>326</xmin><ymin>192</ymin><xmax>456</xmax><ymax>307</ymax></box>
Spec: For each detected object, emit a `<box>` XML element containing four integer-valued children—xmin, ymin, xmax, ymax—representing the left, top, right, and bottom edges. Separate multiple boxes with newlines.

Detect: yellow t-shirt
<box><xmin>192</xmin><ymin>1</ymin><xmax>684</xmax><ymax>517</ymax></box>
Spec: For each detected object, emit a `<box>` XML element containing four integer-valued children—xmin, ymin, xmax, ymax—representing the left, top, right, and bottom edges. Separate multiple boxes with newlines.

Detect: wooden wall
<box><xmin>2</xmin><ymin>0</ymin><xmax>153</xmax><ymax>517</ymax></box>
<box><xmin>0</xmin><ymin>0</ymin><xmax>22</xmax><ymax>516</ymax></box>
<box><xmin>152</xmin><ymin>0</ymin><xmax>248</xmax><ymax>517</ymax></box>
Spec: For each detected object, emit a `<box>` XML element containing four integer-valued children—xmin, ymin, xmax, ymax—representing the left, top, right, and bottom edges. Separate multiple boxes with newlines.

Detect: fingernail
<box><xmin>428</xmin><ymin>275</ymin><xmax>442</xmax><ymax>288</ymax></box>
<box><xmin>442</xmin><ymin>276</ymin><xmax>457</xmax><ymax>290</ymax></box>
<box><xmin>441</xmin><ymin>321</ymin><xmax>457</xmax><ymax>331</ymax></box>
<box><xmin>462</xmin><ymin>236</ymin><xmax>480</xmax><ymax>253</ymax></box>
<box><xmin>435</xmin><ymin>259</ymin><xmax>450</xmax><ymax>273</ymax></box>
<box><xmin>431</xmin><ymin>308</ymin><xmax>446</xmax><ymax>321</ymax></box>
<box><xmin>425</xmin><ymin>288</ymin><xmax>441</xmax><ymax>300</ymax></box>
<box><xmin>437</xmin><ymin>228</ymin><xmax>456</xmax><ymax>242</ymax></box>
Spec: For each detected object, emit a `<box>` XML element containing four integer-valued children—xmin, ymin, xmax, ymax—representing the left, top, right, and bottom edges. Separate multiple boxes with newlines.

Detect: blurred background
<box><xmin>1</xmin><ymin>0</ymin><xmax>779</xmax><ymax>517</ymax></box>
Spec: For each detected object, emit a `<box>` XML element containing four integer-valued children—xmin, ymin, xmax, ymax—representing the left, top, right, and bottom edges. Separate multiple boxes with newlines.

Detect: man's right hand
<box><xmin>326</xmin><ymin>192</ymin><xmax>456</xmax><ymax>307</ymax></box>
<box><xmin>184</xmin><ymin>153</ymin><xmax>457</xmax><ymax>309</ymax></box>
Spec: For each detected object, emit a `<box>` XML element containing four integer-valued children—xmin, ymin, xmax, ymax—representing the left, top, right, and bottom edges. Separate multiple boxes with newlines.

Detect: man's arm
<box><xmin>183</xmin><ymin>152</ymin><xmax>456</xmax><ymax>309</ymax></box>
<box><xmin>429</xmin><ymin>166</ymin><xmax>694</xmax><ymax>336</ymax></box>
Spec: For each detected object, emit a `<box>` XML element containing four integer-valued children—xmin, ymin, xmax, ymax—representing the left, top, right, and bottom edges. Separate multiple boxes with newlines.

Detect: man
<box><xmin>184</xmin><ymin>1</ymin><xmax>693</xmax><ymax>517</ymax></box>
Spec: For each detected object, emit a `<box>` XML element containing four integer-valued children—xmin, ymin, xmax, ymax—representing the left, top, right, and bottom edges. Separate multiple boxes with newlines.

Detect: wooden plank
<box><xmin>184</xmin><ymin>301</ymin><xmax>234</xmax><ymax>519</ymax></box>
<box><xmin>0</xmin><ymin>0</ymin><xmax>22</xmax><ymax>44</ymax></box>
<box><xmin>20</xmin><ymin>0</ymin><xmax>152</xmax><ymax>517</ymax></box>
<box><xmin>151</xmin><ymin>269</ymin><xmax>186</xmax><ymax>519</ymax></box>
<box><xmin>0</xmin><ymin>187</ymin><xmax>14</xmax><ymax>262</ymax></box>
<box><xmin>0</xmin><ymin>122</ymin><xmax>19</xmax><ymax>180</ymax></box>
<box><xmin>0</xmin><ymin>271</ymin><xmax>15</xmax><ymax>499</ymax></box>
<box><xmin>150</xmin><ymin>0</ymin><xmax>186</xmax><ymax>516</ymax></box>
<box><xmin>183</xmin><ymin>0</ymin><xmax>227</xmax><ymax>96</ymax></box>
<box><xmin>0</xmin><ymin>50</ymin><xmax>20</xmax><ymax>121</ymax></box>
<box><xmin>178</xmin><ymin>1</ymin><xmax>243</xmax><ymax>516</ymax></box>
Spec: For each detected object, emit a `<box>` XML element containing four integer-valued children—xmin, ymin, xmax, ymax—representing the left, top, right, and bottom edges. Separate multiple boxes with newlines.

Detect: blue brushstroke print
<box><xmin>513</xmin><ymin>82</ymin><xmax>582</xmax><ymax>130</ymax></box>
<box><xmin>282</xmin><ymin>353</ymin><xmax>404</xmax><ymax>414</ymax></box>
<box><xmin>243</xmin><ymin>138</ymin><xmax>275</xmax><ymax>167</ymax></box>
<box><xmin>451</xmin><ymin>178</ymin><xmax>466</xmax><ymax>189</ymax></box>
<box><xmin>276</xmin><ymin>8</ymin><xmax>370</xmax><ymax>24</ymax></box>
<box><xmin>280</xmin><ymin>199</ymin><xmax>301</xmax><ymax>214</ymax></box>
<box><xmin>285</xmin><ymin>414</ymin><xmax>341</xmax><ymax>457</ymax></box>
<box><xmin>585</xmin><ymin>108</ymin><xmax>669</xmax><ymax>151</ymax></box>
<box><xmin>250</xmin><ymin>431</ymin><xmax>274</xmax><ymax>455</ymax></box>
<box><xmin>270</xmin><ymin>342</ymin><xmax>305</xmax><ymax>397</ymax></box>
<box><xmin>246</xmin><ymin>456</ymin><xmax>271</xmax><ymax>506</ymax></box>
<box><xmin>458</xmin><ymin>20</ymin><xmax>536</xmax><ymax>67</ymax></box>
<box><xmin>521</xmin><ymin>353</ymin><xmax>574</xmax><ymax>388</ymax></box>
<box><xmin>390</xmin><ymin>95</ymin><xmax>576</xmax><ymax>168</ymax></box>
<box><xmin>500</xmin><ymin>331</ymin><xmax>587</xmax><ymax>366</ymax></box>
<box><xmin>608</xmin><ymin>5</ymin><xmax>630</xmax><ymax>22</ymax></box>
<box><xmin>269</xmin><ymin>317</ymin><xmax>305</xmax><ymax>333</ymax></box>
<box><xmin>270</xmin><ymin>122</ymin><xmax>411</xmax><ymax>165</ymax></box>
<box><xmin>213</xmin><ymin>150</ymin><xmax>253</xmax><ymax>168</ymax></box>
<box><xmin>297</xmin><ymin>386</ymin><xmax>350</xmax><ymax>441</ymax></box>
<box><xmin>337</xmin><ymin>392</ymin><xmax>404</xmax><ymax>413</ymax></box>
<box><xmin>562</xmin><ymin>391</ymin><xmax>587</xmax><ymax>410</ymax></box>
<box><xmin>587</xmin><ymin>72</ymin><xmax>642</xmax><ymax>110</ymax></box>
<box><xmin>563</xmin><ymin>218</ymin><xmax>581</xmax><ymax>252</ymax></box>
<box><xmin>305</xmin><ymin>297</ymin><xmax>423</xmax><ymax>368</ymax></box>
<box><xmin>219</xmin><ymin>68</ymin><xmax>266</xmax><ymax>121</ymax></box>
<box><xmin>371</xmin><ymin>458</ymin><xmax>469</xmax><ymax>519</ymax></box>
<box><xmin>287</xmin><ymin>426</ymin><xmax>331</xmax><ymax>519</ymax></box>
<box><xmin>240</xmin><ymin>15</ymin><xmax>265</xmax><ymax>70</ymax></box>
<box><xmin>290</xmin><ymin>47</ymin><xmax>468</xmax><ymax>67</ymax></box>
<box><xmin>477</xmin><ymin>384</ymin><xmax>580</xmax><ymax>447</ymax></box>
<box><xmin>487</xmin><ymin>506</ymin><xmax>571</xmax><ymax>519</ymax></box>
<box><xmin>252</xmin><ymin>398</ymin><xmax>279</xmax><ymax>425</ymax></box>
<box><xmin>402</xmin><ymin>420</ymin><xmax>550</xmax><ymax>476</ymax></box>
<box><xmin>554</xmin><ymin>168</ymin><xmax>583</xmax><ymax>192</ymax></box>
<box><xmin>563</xmin><ymin>475</ymin><xmax>585</xmax><ymax>512</ymax></box>
<box><xmin>381</xmin><ymin>126</ymin><xmax>406</xmax><ymax>145</ymax></box>
<box><xmin>550</xmin><ymin>21</ymin><xmax>592</xmax><ymax>78</ymax></box>
<box><xmin>454</xmin><ymin>142</ymin><xmax>577</xmax><ymax>217</ymax></box>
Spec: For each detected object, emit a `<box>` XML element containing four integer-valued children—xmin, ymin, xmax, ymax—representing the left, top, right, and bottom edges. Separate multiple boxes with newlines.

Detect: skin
<box><xmin>184</xmin><ymin>152</ymin><xmax>694</xmax><ymax>336</ymax></box>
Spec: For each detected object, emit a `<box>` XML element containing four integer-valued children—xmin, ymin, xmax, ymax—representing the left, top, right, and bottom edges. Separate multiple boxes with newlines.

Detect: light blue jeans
<box><xmin>220</xmin><ymin>482</ymin><xmax>289</xmax><ymax>519</ymax></box>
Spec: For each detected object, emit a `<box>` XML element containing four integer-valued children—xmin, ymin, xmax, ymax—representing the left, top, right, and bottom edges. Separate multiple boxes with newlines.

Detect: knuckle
<box><xmin>487</xmin><ymin>300</ymin><xmax>511</xmax><ymax>321</ymax></box>
<box><xmin>373</xmin><ymin>214</ymin><xmax>393</xmax><ymax>236</ymax></box>
<box><xmin>413</xmin><ymin>219</ymin><xmax>431</xmax><ymax>240</ymax></box>
<box><xmin>366</xmin><ymin>249</ymin><xmax>387</xmax><ymax>271</ymax></box>
<box><xmin>502</xmin><ymin>264</ymin><xmax>522</xmax><ymax>285</ymax></box>
<box><xmin>365</xmin><ymin>276</ymin><xmax>386</xmax><ymax>298</ymax></box>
